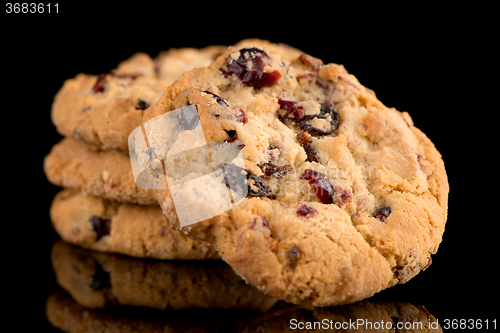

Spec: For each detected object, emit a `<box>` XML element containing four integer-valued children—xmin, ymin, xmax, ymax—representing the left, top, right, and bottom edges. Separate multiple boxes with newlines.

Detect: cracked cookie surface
<box><xmin>138</xmin><ymin>39</ymin><xmax>449</xmax><ymax>306</ymax></box>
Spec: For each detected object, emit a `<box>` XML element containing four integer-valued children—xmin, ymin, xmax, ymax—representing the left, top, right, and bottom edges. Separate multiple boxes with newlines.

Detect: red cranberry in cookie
<box><xmin>222</xmin><ymin>47</ymin><xmax>282</xmax><ymax>88</ymax></box>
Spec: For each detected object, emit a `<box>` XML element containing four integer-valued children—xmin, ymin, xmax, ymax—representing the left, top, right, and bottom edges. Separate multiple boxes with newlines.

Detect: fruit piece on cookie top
<box><xmin>138</xmin><ymin>39</ymin><xmax>448</xmax><ymax>306</ymax></box>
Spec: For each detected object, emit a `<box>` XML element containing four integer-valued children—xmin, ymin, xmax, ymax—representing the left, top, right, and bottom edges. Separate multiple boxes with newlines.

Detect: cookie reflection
<box><xmin>46</xmin><ymin>289</ymin><xmax>442</xmax><ymax>333</ymax></box>
<box><xmin>50</xmin><ymin>240</ymin><xmax>277</xmax><ymax>312</ymax></box>
<box><xmin>46</xmin><ymin>289</ymin><xmax>242</xmax><ymax>333</ymax></box>
<box><xmin>242</xmin><ymin>301</ymin><xmax>442</xmax><ymax>332</ymax></box>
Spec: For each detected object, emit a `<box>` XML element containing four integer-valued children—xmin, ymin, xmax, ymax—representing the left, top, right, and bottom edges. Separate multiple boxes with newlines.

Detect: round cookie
<box><xmin>44</xmin><ymin>137</ymin><xmax>158</xmax><ymax>205</ymax></box>
<box><xmin>49</xmin><ymin>189</ymin><xmax>218</xmax><ymax>260</ymax></box>
<box><xmin>137</xmin><ymin>39</ymin><xmax>449</xmax><ymax>306</ymax></box>
<box><xmin>51</xmin><ymin>240</ymin><xmax>277</xmax><ymax>312</ymax></box>
<box><xmin>51</xmin><ymin>46</ymin><xmax>225</xmax><ymax>152</ymax></box>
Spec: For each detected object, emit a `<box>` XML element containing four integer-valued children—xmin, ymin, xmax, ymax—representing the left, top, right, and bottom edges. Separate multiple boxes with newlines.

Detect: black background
<box><xmin>2</xmin><ymin>4</ymin><xmax>496</xmax><ymax>332</ymax></box>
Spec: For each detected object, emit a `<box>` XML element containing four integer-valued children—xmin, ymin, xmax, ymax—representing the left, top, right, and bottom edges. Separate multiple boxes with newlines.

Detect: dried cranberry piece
<box><xmin>236</xmin><ymin>109</ymin><xmax>248</xmax><ymax>124</ymax></box>
<box><xmin>93</xmin><ymin>72</ymin><xmax>111</xmax><ymax>93</ymax></box>
<box><xmin>203</xmin><ymin>90</ymin><xmax>229</xmax><ymax>107</ymax></box>
<box><xmin>374</xmin><ymin>207</ymin><xmax>391</xmax><ymax>222</ymax></box>
<box><xmin>202</xmin><ymin>90</ymin><xmax>248</xmax><ymax>124</ymax></box>
<box><xmin>278</xmin><ymin>100</ymin><xmax>339</xmax><ymax>136</ymax></box>
<box><xmin>297</xmin><ymin>103</ymin><xmax>339</xmax><ymax>136</ymax></box>
<box><xmin>300</xmin><ymin>169</ymin><xmax>334</xmax><ymax>204</ymax></box>
<box><xmin>296</xmin><ymin>203</ymin><xmax>318</xmax><ymax>217</ymax></box>
<box><xmin>278</xmin><ymin>100</ymin><xmax>304</xmax><ymax>120</ymax></box>
<box><xmin>334</xmin><ymin>186</ymin><xmax>352</xmax><ymax>207</ymax></box>
<box><xmin>296</xmin><ymin>131</ymin><xmax>320</xmax><ymax>163</ymax></box>
<box><xmin>220</xmin><ymin>163</ymin><xmax>273</xmax><ymax>198</ymax></box>
<box><xmin>92</xmin><ymin>72</ymin><xmax>140</xmax><ymax>93</ymax></box>
<box><xmin>258</xmin><ymin>163</ymin><xmax>291</xmax><ymax>179</ymax></box>
<box><xmin>250</xmin><ymin>216</ymin><xmax>272</xmax><ymax>237</ymax></box>
<box><xmin>90</xmin><ymin>216</ymin><xmax>111</xmax><ymax>241</ymax></box>
<box><xmin>416</xmin><ymin>153</ymin><xmax>425</xmax><ymax>170</ymax></box>
<box><xmin>178</xmin><ymin>104</ymin><xmax>199</xmax><ymax>131</ymax></box>
<box><xmin>261</xmin><ymin>216</ymin><xmax>270</xmax><ymax>229</ymax></box>
<box><xmin>222</xmin><ymin>47</ymin><xmax>281</xmax><ymax>88</ymax></box>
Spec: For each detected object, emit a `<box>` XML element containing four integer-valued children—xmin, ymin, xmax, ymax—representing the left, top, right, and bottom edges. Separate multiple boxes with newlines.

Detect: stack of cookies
<box><xmin>44</xmin><ymin>46</ymin><xmax>229</xmax><ymax>260</ymax></box>
<box><xmin>44</xmin><ymin>45</ymin><xmax>280</xmax><ymax>312</ymax></box>
<box><xmin>45</xmin><ymin>39</ymin><xmax>449</xmax><ymax>311</ymax></box>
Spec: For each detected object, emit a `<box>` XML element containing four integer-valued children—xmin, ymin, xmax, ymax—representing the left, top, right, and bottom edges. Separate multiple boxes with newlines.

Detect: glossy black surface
<box><xmin>3</xmin><ymin>7</ymin><xmax>495</xmax><ymax>331</ymax></box>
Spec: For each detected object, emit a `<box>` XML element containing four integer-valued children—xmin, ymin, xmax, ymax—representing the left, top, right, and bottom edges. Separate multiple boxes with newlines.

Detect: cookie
<box><xmin>44</xmin><ymin>137</ymin><xmax>158</xmax><ymax>205</ymax></box>
<box><xmin>51</xmin><ymin>46</ymin><xmax>225</xmax><ymax>152</ymax></box>
<box><xmin>51</xmin><ymin>240</ymin><xmax>277</xmax><ymax>312</ymax></box>
<box><xmin>49</xmin><ymin>189</ymin><xmax>219</xmax><ymax>260</ymax></box>
<box><xmin>135</xmin><ymin>39</ymin><xmax>449</xmax><ymax>306</ymax></box>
